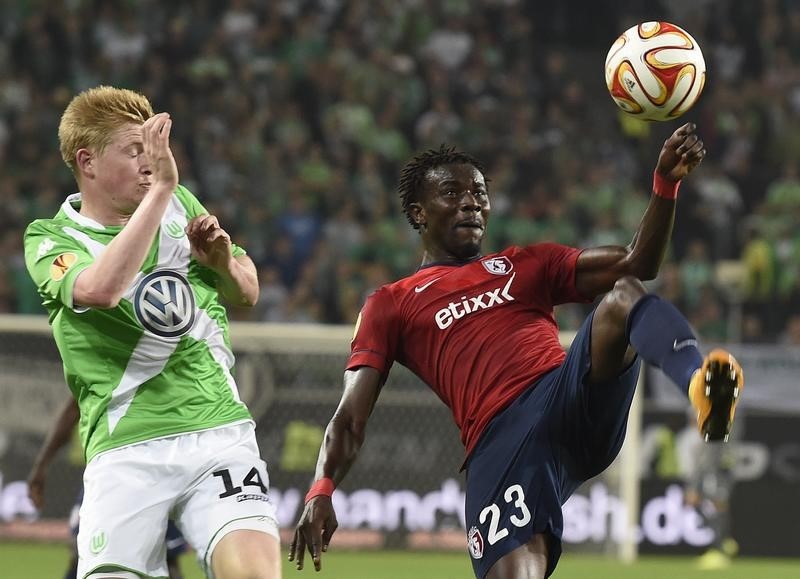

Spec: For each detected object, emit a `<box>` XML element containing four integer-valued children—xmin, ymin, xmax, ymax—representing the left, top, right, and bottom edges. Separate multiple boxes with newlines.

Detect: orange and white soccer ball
<box><xmin>604</xmin><ymin>21</ymin><xmax>706</xmax><ymax>121</ymax></box>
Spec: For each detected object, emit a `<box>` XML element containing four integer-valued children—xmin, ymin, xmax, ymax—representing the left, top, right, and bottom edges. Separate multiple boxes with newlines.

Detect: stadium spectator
<box><xmin>679</xmin><ymin>240</ymin><xmax>715</xmax><ymax>309</ymax></box>
<box><xmin>254</xmin><ymin>266</ymin><xmax>291</xmax><ymax>322</ymax></box>
<box><xmin>1</xmin><ymin>0</ymin><xmax>800</xmax><ymax>340</ymax></box>
<box><xmin>691</xmin><ymin>162</ymin><xmax>744</xmax><ymax>260</ymax></box>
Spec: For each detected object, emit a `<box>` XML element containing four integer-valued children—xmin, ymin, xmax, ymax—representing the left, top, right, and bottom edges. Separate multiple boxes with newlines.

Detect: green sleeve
<box><xmin>24</xmin><ymin>221</ymin><xmax>94</xmax><ymax>310</ymax></box>
<box><xmin>173</xmin><ymin>184</ymin><xmax>246</xmax><ymax>257</ymax></box>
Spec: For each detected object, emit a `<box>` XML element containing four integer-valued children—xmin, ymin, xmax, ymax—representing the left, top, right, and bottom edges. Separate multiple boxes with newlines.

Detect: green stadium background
<box><xmin>1</xmin><ymin>0</ymin><xmax>800</xmax><ymax>576</ymax></box>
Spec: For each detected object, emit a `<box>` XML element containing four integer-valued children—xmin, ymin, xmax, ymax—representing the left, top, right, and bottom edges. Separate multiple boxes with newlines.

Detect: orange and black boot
<box><xmin>688</xmin><ymin>349</ymin><xmax>744</xmax><ymax>442</ymax></box>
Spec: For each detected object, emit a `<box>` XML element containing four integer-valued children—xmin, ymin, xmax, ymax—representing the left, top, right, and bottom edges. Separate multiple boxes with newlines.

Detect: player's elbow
<box><xmin>220</xmin><ymin>281</ymin><xmax>258</xmax><ymax>308</ymax></box>
<box><xmin>623</xmin><ymin>253</ymin><xmax>661</xmax><ymax>281</ymax></box>
<box><xmin>75</xmin><ymin>289</ymin><xmax>121</xmax><ymax>309</ymax></box>
<box><xmin>224</xmin><ymin>291</ymin><xmax>257</xmax><ymax>308</ymax></box>
<box><xmin>240</xmin><ymin>290</ymin><xmax>258</xmax><ymax>308</ymax></box>
<box><xmin>636</xmin><ymin>266</ymin><xmax>659</xmax><ymax>282</ymax></box>
<box><xmin>639</xmin><ymin>258</ymin><xmax>664</xmax><ymax>281</ymax></box>
<box><xmin>73</xmin><ymin>277</ymin><xmax>122</xmax><ymax>309</ymax></box>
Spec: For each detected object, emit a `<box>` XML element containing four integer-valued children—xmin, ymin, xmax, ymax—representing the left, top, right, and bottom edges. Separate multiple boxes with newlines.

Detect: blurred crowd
<box><xmin>1</xmin><ymin>0</ymin><xmax>800</xmax><ymax>344</ymax></box>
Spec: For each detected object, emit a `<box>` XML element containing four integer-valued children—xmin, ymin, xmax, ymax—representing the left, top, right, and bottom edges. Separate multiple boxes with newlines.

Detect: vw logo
<box><xmin>133</xmin><ymin>270</ymin><xmax>196</xmax><ymax>337</ymax></box>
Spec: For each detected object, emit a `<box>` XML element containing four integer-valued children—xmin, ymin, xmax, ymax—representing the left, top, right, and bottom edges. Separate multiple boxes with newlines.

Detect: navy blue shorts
<box><xmin>464</xmin><ymin>311</ymin><xmax>641</xmax><ymax>578</ymax></box>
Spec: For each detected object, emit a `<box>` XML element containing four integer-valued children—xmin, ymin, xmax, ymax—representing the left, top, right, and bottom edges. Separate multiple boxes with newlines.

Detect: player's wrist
<box><xmin>652</xmin><ymin>170</ymin><xmax>681</xmax><ymax>200</ymax></box>
<box><xmin>208</xmin><ymin>255</ymin><xmax>237</xmax><ymax>275</ymax></box>
<box><xmin>305</xmin><ymin>477</ymin><xmax>336</xmax><ymax>503</ymax></box>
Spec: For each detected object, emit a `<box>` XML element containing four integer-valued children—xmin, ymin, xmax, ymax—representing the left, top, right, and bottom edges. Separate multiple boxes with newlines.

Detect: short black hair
<box><xmin>398</xmin><ymin>144</ymin><xmax>486</xmax><ymax>230</ymax></box>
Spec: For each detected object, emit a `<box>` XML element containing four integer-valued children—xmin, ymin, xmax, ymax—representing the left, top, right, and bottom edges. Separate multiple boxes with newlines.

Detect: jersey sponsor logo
<box><xmin>133</xmin><ymin>270</ymin><xmax>196</xmax><ymax>337</ymax></box>
<box><xmin>236</xmin><ymin>493</ymin><xmax>270</xmax><ymax>502</ymax></box>
<box><xmin>482</xmin><ymin>256</ymin><xmax>513</xmax><ymax>275</ymax></box>
<box><xmin>414</xmin><ymin>276</ymin><xmax>442</xmax><ymax>293</ymax></box>
<box><xmin>467</xmin><ymin>526</ymin><xmax>484</xmax><ymax>559</ymax></box>
<box><xmin>50</xmin><ymin>252</ymin><xmax>78</xmax><ymax>281</ymax></box>
<box><xmin>36</xmin><ymin>237</ymin><xmax>56</xmax><ymax>260</ymax></box>
<box><xmin>434</xmin><ymin>273</ymin><xmax>516</xmax><ymax>329</ymax></box>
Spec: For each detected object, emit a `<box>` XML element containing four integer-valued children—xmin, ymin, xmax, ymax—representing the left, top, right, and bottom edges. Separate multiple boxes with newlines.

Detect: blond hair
<box><xmin>58</xmin><ymin>85</ymin><xmax>154</xmax><ymax>173</ymax></box>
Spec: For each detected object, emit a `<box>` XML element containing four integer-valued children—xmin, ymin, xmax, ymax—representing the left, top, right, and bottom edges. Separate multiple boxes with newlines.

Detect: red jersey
<box><xmin>347</xmin><ymin>242</ymin><xmax>589</xmax><ymax>458</ymax></box>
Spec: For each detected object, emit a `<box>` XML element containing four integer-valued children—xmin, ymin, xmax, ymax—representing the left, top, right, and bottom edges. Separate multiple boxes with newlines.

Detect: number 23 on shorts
<box><xmin>478</xmin><ymin>484</ymin><xmax>531</xmax><ymax>545</ymax></box>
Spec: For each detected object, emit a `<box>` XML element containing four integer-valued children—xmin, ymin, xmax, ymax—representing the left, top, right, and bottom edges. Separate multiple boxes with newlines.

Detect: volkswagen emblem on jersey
<box><xmin>482</xmin><ymin>256</ymin><xmax>513</xmax><ymax>275</ymax></box>
<box><xmin>133</xmin><ymin>270</ymin><xmax>196</xmax><ymax>337</ymax></box>
<box><xmin>467</xmin><ymin>526</ymin><xmax>484</xmax><ymax>559</ymax></box>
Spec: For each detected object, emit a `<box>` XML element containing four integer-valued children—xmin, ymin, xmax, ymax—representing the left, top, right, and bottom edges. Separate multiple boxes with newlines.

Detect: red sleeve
<box><xmin>346</xmin><ymin>287</ymin><xmax>399</xmax><ymax>376</ymax></box>
<box><xmin>531</xmin><ymin>242</ymin><xmax>589</xmax><ymax>305</ymax></box>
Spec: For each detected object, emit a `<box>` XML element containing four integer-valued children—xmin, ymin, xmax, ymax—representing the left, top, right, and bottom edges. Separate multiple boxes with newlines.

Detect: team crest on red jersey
<box><xmin>482</xmin><ymin>256</ymin><xmax>513</xmax><ymax>275</ymax></box>
<box><xmin>467</xmin><ymin>526</ymin><xmax>484</xmax><ymax>559</ymax></box>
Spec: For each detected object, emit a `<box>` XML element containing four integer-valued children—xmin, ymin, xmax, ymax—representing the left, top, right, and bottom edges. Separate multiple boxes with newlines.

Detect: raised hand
<box><xmin>142</xmin><ymin>112</ymin><xmax>178</xmax><ymax>192</ymax></box>
<box><xmin>656</xmin><ymin>122</ymin><xmax>706</xmax><ymax>181</ymax></box>
<box><xmin>186</xmin><ymin>214</ymin><xmax>234</xmax><ymax>273</ymax></box>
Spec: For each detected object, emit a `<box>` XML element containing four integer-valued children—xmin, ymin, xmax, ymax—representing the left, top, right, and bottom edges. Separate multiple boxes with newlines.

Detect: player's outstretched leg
<box><xmin>688</xmin><ymin>349</ymin><xmax>743</xmax><ymax>442</ymax></box>
<box><xmin>625</xmin><ymin>290</ymin><xmax>744</xmax><ymax>441</ymax></box>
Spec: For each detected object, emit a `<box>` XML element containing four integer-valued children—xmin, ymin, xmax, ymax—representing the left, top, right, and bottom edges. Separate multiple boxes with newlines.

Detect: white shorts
<box><xmin>76</xmin><ymin>422</ymin><xmax>279</xmax><ymax>579</ymax></box>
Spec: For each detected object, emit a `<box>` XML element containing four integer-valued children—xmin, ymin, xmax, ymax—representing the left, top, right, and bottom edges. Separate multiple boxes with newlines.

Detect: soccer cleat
<box><xmin>696</xmin><ymin>548</ymin><xmax>731</xmax><ymax>570</ymax></box>
<box><xmin>721</xmin><ymin>537</ymin><xmax>740</xmax><ymax>558</ymax></box>
<box><xmin>688</xmin><ymin>349</ymin><xmax>743</xmax><ymax>442</ymax></box>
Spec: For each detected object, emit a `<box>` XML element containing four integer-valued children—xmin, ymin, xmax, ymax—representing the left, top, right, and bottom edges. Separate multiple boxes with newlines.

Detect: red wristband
<box><xmin>305</xmin><ymin>477</ymin><xmax>335</xmax><ymax>503</ymax></box>
<box><xmin>653</xmin><ymin>170</ymin><xmax>681</xmax><ymax>200</ymax></box>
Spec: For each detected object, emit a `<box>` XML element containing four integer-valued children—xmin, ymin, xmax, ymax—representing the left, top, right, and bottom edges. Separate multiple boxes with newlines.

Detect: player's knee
<box><xmin>613</xmin><ymin>276</ymin><xmax>647</xmax><ymax>299</ymax></box>
<box><xmin>211</xmin><ymin>530</ymin><xmax>281</xmax><ymax>579</ymax></box>
<box><xmin>487</xmin><ymin>533</ymin><xmax>548</xmax><ymax>579</ymax></box>
<box><xmin>216</xmin><ymin>564</ymin><xmax>279</xmax><ymax>579</ymax></box>
<box><xmin>603</xmin><ymin>276</ymin><xmax>647</xmax><ymax>316</ymax></box>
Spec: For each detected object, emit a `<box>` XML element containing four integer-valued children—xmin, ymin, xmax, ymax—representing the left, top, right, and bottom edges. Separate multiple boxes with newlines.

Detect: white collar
<box><xmin>61</xmin><ymin>193</ymin><xmax>106</xmax><ymax>230</ymax></box>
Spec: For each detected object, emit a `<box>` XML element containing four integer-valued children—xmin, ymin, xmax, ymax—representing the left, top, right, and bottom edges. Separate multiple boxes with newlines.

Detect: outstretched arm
<box><xmin>289</xmin><ymin>366</ymin><xmax>383</xmax><ymax>572</ymax></box>
<box><xmin>575</xmin><ymin>122</ymin><xmax>706</xmax><ymax>298</ymax></box>
<box><xmin>27</xmin><ymin>396</ymin><xmax>80</xmax><ymax>509</ymax></box>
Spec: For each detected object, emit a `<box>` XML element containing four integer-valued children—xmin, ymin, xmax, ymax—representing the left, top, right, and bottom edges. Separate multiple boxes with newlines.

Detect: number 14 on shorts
<box><xmin>213</xmin><ymin>467</ymin><xmax>268</xmax><ymax>500</ymax></box>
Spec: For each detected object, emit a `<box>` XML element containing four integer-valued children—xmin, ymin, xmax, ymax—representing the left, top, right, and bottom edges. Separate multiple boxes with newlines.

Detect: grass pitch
<box><xmin>2</xmin><ymin>542</ymin><xmax>798</xmax><ymax>578</ymax></box>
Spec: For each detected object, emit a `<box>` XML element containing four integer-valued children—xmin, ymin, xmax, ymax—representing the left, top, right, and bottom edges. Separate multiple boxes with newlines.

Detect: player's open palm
<box><xmin>656</xmin><ymin>122</ymin><xmax>706</xmax><ymax>182</ymax></box>
<box><xmin>186</xmin><ymin>214</ymin><xmax>234</xmax><ymax>273</ymax></box>
<box><xmin>142</xmin><ymin>112</ymin><xmax>178</xmax><ymax>192</ymax></box>
<box><xmin>289</xmin><ymin>496</ymin><xmax>338</xmax><ymax>572</ymax></box>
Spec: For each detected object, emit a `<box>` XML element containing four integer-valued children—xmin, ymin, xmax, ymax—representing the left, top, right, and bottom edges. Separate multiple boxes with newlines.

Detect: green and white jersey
<box><xmin>24</xmin><ymin>185</ymin><xmax>252</xmax><ymax>461</ymax></box>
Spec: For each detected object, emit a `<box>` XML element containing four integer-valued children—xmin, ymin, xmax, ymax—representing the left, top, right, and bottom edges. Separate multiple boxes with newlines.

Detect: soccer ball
<box><xmin>604</xmin><ymin>21</ymin><xmax>706</xmax><ymax>121</ymax></box>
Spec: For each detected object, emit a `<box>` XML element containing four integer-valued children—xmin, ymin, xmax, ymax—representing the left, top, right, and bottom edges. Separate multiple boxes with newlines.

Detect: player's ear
<box><xmin>76</xmin><ymin>149</ymin><xmax>94</xmax><ymax>178</ymax></box>
<box><xmin>409</xmin><ymin>202</ymin><xmax>426</xmax><ymax>230</ymax></box>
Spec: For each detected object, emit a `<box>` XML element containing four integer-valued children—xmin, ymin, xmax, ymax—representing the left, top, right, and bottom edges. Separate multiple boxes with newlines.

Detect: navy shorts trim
<box><xmin>464</xmin><ymin>311</ymin><xmax>641</xmax><ymax>578</ymax></box>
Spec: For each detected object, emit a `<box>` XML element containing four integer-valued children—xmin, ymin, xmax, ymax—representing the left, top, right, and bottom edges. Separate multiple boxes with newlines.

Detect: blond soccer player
<box><xmin>24</xmin><ymin>86</ymin><xmax>280</xmax><ymax>579</ymax></box>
